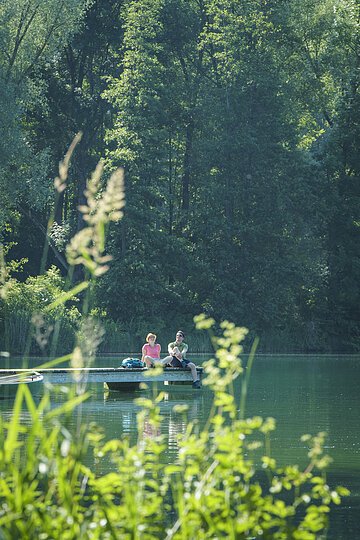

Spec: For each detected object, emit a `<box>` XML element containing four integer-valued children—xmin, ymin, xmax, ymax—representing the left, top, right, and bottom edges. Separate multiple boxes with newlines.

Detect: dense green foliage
<box><xmin>0</xmin><ymin>70</ymin><xmax>351</xmax><ymax>538</ymax></box>
<box><xmin>1</xmin><ymin>265</ymin><xmax>79</xmax><ymax>355</ymax></box>
<box><xmin>0</xmin><ymin>318</ymin><xmax>349</xmax><ymax>539</ymax></box>
<box><xmin>0</xmin><ymin>0</ymin><xmax>359</xmax><ymax>352</ymax></box>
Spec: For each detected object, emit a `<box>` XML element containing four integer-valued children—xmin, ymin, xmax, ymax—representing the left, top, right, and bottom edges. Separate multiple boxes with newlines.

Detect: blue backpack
<box><xmin>121</xmin><ymin>357</ymin><xmax>145</xmax><ymax>369</ymax></box>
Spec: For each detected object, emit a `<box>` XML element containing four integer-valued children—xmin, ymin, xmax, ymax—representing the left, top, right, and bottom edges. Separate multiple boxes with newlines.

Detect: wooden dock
<box><xmin>0</xmin><ymin>367</ymin><xmax>203</xmax><ymax>386</ymax></box>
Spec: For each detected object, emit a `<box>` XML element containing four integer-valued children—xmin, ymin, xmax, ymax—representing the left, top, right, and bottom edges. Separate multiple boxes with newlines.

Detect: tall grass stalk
<box><xmin>240</xmin><ymin>335</ymin><xmax>260</xmax><ymax>420</ymax></box>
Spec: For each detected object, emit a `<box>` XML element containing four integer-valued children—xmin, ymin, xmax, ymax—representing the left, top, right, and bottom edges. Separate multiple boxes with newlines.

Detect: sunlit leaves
<box><xmin>0</xmin><ymin>0</ymin><xmax>89</xmax><ymax>83</ymax></box>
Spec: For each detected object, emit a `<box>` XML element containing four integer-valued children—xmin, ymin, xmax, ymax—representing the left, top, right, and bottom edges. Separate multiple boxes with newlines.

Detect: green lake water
<box><xmin>1</xmin><ymin>354</ymin><xmax>359</xmax><ymax>539</ymax></box>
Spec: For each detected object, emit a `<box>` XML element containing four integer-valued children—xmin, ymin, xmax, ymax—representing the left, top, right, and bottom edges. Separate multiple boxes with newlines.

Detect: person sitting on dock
<box><xmin>161</xmin><ymin>331</ymin><xmax>201</xmax><ymax>389</ymax></box>
<box><xmin>142</xmin><ymin>333</ymin><xmax>161</xmax><ymax>368</ymax></box>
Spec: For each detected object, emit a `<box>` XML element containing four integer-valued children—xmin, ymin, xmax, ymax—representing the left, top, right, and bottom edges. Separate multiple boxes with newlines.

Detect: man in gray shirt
<box><xmin>161</xmin><ymin>330</ymin><xmax>201</xmax><ymax>388</ymax></box>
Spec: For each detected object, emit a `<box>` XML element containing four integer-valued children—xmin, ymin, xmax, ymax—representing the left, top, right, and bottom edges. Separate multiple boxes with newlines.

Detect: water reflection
<box><xmin>102</xmin><ymin>385</ymin><xmax>205</xmax><ymax>458</ymax></box>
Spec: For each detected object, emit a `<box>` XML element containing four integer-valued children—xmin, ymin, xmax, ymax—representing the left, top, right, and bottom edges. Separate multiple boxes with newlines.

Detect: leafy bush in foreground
<box><xmin>0</xmin><ymin>317</ymin><xmax>349</xmax><ymax>539</ymax></box>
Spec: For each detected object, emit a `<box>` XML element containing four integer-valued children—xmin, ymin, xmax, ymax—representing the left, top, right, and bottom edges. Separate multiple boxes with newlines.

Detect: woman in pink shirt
<box><xmin>141</xmin><ymin>333</ymin><xmax>161</xmax><ymax>367</ymax></box>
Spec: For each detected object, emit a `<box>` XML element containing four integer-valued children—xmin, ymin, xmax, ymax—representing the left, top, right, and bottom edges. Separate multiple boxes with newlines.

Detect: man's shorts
<box><xmin>171</xmin><ymin>357</ymin><xmax>191</xmax><ymax>369</ymax></box>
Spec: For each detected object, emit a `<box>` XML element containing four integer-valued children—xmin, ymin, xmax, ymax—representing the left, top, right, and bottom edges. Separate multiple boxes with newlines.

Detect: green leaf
<box><xmin>44</xmin><ymin>281</ymin><xmax>89</xmax><ymax>311</ymax></box>
<box><xmin>4</xmin><ymin>384</ymin><xmax>25</xmax><ymax>463</ymax></box>
<box><xmin>45</xmin><ymin>392</ymin><xmax>90</xmax><ymax>420</ymax></box>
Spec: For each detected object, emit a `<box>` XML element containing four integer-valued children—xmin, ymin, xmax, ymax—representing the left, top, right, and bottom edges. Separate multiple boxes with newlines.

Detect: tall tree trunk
<box><xmin>168</xmin><ymin>134</ymin><xmax>174</xmax><ymax>235</ymax></box>
<box><xmin>181</xmin><ymin>117</ymin><xmax>194</xmax><ymax>214</ymax></box>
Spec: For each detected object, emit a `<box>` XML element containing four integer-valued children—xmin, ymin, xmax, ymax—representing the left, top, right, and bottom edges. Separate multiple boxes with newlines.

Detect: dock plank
<box><xmin>0</xmin><ymin>367</ymin><xmax>203</xmax><ymax>385</ymax></box>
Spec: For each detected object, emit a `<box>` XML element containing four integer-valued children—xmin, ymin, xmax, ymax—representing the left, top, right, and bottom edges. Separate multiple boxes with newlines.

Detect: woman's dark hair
<box><xmin>177</xmin><ymin>330</ymin><xmax>185</xmax><ymax>338</ymax></box>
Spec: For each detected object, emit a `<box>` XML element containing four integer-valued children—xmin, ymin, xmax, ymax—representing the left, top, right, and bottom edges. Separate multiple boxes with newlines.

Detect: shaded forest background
<box><xmin>0</xmin><ymin>0</ymin><xmax>359</xmax><ymax>353</ymax></box>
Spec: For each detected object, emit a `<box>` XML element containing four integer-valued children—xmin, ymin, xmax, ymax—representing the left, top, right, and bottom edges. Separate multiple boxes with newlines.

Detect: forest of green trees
<box><xmin>0</xmin><ymin>0</ymin><xmax>359</xmax><ymax>353</ymax></box>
